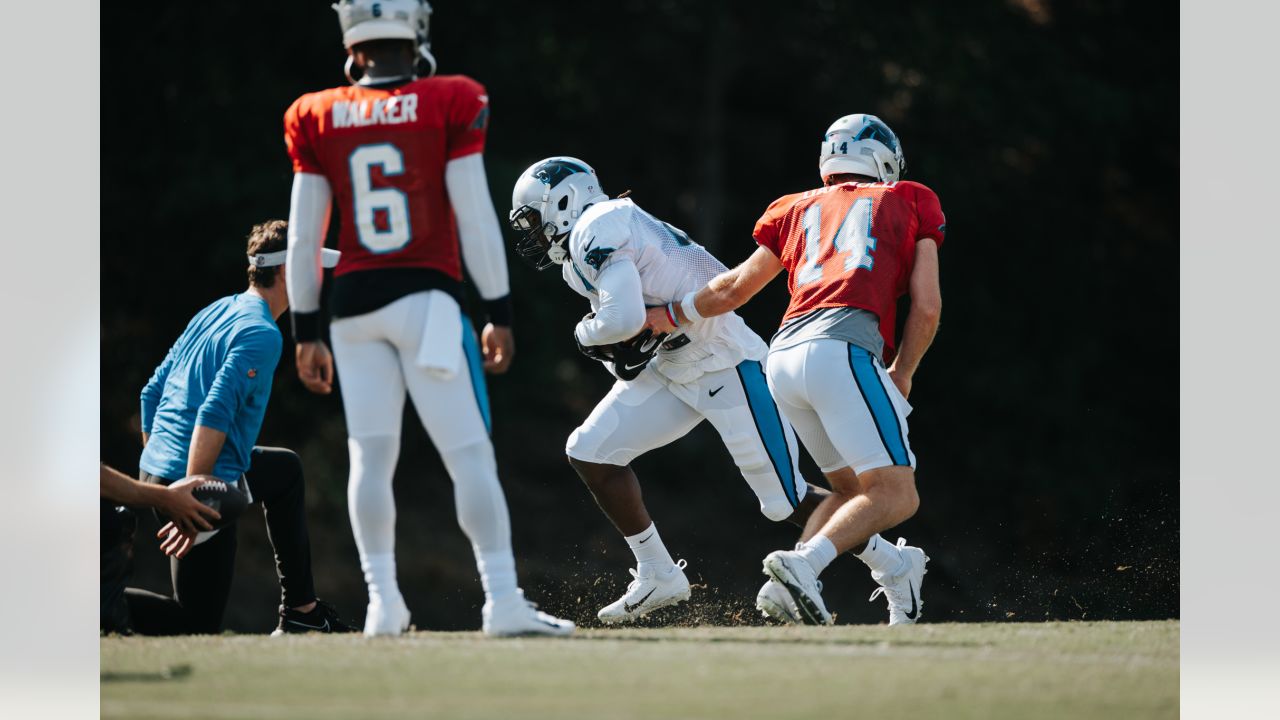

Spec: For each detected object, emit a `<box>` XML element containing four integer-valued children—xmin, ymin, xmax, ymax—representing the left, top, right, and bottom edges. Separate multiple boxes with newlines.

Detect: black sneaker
<box><xmin>271</xmin><ymin>599</ymin><xmax>356</xmax><ymax>635</ymax></box>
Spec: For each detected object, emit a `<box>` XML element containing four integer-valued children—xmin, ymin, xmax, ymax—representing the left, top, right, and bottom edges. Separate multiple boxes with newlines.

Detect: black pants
<box><xmin>123</xmin><ymin>446</ymin><xmax>318</xmax><ymax>635</ymax></box>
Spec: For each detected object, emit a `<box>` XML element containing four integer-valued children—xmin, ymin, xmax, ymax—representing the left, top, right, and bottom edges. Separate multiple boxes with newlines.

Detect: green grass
<box><xmin>101</xmin><ymin>621</ymin><xmax>1177</xmax><ymax>720</ymax></box>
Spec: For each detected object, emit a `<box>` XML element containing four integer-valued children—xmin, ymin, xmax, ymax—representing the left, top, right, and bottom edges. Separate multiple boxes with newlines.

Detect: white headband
<box><xmin>248</xmin><ymin>248</ymin><xmax>341</xmax><ymax>269</ymax></box>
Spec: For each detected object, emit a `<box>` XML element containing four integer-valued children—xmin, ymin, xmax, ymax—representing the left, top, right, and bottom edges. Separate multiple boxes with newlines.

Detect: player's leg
<box><xmin>243</xmin><ymin>446</ymin><xmax>355</xmax><ymax>635</ymax></box>
<box><xmin>687</xmin><ymin>360</ymin><xmax>811</xmax><ymax>523</ymax></box>
<box><xmin>394</xmin><ymin>293</ymin><xmax>571</xmax><ymax>636</ymax></box>
<box><xmin>330</xmin><ymin>310</ymin><xmax>412</xmax><ymax>635</ymax></box>
<box><xmin>738</xmin><ymin>373</ymin><xmax>855</xmax><ymax>623</ymax></box>
<box><xmin>764</xmin><ymin>340</ymin><xmax>927</xmax><ymax>625</ymax></box>
<box><xmin>123</xmin><ymin>471</ymin><xmax>239</xmax><ymax>635</ymax></box>
<box><xmin>566</xmin><ymin>372</ymin><xmax>704</xmax><ymax>623</ymax></box>
<box><xmin>168</xmin><ymin>524</ymin><xmax>239</xmax><ymax>634</ymax></box>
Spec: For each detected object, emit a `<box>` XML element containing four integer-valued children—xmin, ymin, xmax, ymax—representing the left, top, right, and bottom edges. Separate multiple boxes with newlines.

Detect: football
<box><xmin>183</xmin><ymin>476</ymin><xmax>249</xmax><ymax>530</ymax></box>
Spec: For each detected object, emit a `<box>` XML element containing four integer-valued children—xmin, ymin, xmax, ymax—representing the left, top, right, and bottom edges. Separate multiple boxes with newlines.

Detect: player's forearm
<box><xmin>446</xmin><ymin>155</ymin><xmax>513</xmax><ymax>324</ymax></box>
<box><xmin>575</xmin><ymin>261</ymin><xmax>646</xmax><ymax>345</ymax></box>
<box><xmin>893</xmin><ymin>238</ymin><xmax>942</xmax><ymax>377</ymax></box>
<box><xmin>186</xmin><ymin>425</ymin><xmax>228</xmax><ymax>478</ymax></box>
<box><xmin>892</xmin><ymin>303</ymin><xmax>941</xmax><ymax>377</ymax></box>
<box><xmin>683</xmin><ymin>271</ymin><xmax>750</xmax><ymax>323</ymax></box>
<box><xmin>676</xmin><ymin>247</ymin><xmax>782</xmax><ymax>325</ymax></box>
<box><xmin>286</xmin><ymin>173</ymin><xmax>332</xmax><ymax>341</ymax></box>
<box><xmin>101</xmin><ymin>464</ymin><xmax>143</xmax><ymax>504</ymax></box>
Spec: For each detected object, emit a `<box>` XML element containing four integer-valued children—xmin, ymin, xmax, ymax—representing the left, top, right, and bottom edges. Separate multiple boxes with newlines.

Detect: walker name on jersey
<box><xmin>331</xmin><ymin>95</ymin><xmax>419</xmax><ymax>129</ymax></box>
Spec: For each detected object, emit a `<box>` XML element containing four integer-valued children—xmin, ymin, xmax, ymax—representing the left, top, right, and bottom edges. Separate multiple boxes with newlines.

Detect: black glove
<box><xmin>575</xmin><ymin>313</ymin><xmax>616</xmax><ymax>362</ymax></box>
<box><xmin>611</xmin><ymin>329</ymin><xmax>669</xmax><ymax>381</ymax></box>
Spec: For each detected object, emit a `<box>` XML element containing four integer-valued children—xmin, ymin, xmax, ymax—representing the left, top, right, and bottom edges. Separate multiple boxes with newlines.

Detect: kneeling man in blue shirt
<box><xmin>126</xmin><ymin>220</ymin><xmax>353</xmax><ymax>635</ymax></box>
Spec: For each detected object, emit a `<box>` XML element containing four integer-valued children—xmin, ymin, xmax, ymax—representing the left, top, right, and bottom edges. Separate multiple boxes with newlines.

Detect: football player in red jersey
<box><xmin>648</xmin><ymin>114</ymin><xmax>946</xmax><ymax>626</ymax></box>
<box><xmin>283</xmin><ymin>0</ymin><xmax>572</xmax><ymax>637</ymax></box>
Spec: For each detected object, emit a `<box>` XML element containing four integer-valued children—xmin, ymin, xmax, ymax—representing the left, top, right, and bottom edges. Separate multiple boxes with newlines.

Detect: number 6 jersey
<box><xmin>283</xmin><ymin>75</ymin><xmax>489</xmax><ymax>300</ymax></box>
<box><xmin>753</xmin><ymin>180</ymin><xmax>946</xmax><ymax>363</ymax></box>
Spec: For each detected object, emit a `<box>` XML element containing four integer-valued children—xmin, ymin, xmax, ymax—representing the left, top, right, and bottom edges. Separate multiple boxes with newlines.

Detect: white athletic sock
<box><xmin>362</xmin><ymin>553</ymin><xmax>401</xmax><ymax>601</ymax></box>
<box><xmin>796</xmin><ymin>535</ymin><xmax>838</xmax><ymax>576</ymax></box>
<box><xmin>476</xmin><ymin>551</ymin><xmax>519</xmax><ymax>604</ymax></box>
<box><xmin>856</xmin><ymin>533</ymin><xmax>906</xmax><ymax>578</ymax></box>
<box><xmin>625</xmin><ymin>523</ymin><xmax>676</xmax><ymax>575</ymax></box>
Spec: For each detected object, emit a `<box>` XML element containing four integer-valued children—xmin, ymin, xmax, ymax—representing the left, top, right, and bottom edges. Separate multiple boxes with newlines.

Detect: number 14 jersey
<box><xmin>283</xmin><ymin>75</ymin><xmax>490</xmax><ymax>281</ymax></box>
<box><xmin>752</xmin><ymin>180</ymin><xmax>946</xmax><ymax>361</ymax></box>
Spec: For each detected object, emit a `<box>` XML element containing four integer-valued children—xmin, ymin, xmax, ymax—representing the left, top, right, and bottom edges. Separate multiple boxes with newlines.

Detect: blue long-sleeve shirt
<box><xmin>139</xmin><ymin>293</ymin><xmax>283</xmax><ymax>483</ymax></box>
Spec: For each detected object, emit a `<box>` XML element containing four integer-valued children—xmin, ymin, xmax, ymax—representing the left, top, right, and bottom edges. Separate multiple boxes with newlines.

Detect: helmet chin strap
<box><xmin>418</xmin><ymin>46</ymin><xmax>438</xmax><ymax>78</ymax></box>
<box><xmin>346</xmin><ymin>49</ymin><xmax>433</xmax><ymax>86</ymax></box>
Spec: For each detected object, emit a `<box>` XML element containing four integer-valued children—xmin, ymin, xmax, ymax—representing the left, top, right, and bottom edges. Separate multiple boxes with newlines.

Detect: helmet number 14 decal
<box><xmin>795</xmin><ymin>197</ymin><xmax>877</xmax><ymax>286</ymax></box>
<box><xmin>349</xmin><ymin>143</ymin><xmax>412</xmax><ymax>254</ymax></box>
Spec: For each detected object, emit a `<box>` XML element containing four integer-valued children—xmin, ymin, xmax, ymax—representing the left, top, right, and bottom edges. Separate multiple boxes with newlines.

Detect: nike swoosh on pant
<box><xmin>287</xmin><ymin>619</ymin><xmax>330</xmax><ymax>631</ymax></box>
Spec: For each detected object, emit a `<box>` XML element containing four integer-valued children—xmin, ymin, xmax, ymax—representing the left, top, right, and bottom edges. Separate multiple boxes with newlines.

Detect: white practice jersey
<box><xmin>561</xmin><ymin>198</ymin><xmax>767</xmax><ymax>385</ymax></box>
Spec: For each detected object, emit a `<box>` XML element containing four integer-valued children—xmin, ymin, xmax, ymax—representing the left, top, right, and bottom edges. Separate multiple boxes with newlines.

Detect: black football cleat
<box><xmin>271</xmin><ymin>598</ymin><xmax>356</xmax><ymax>635</ymax></box>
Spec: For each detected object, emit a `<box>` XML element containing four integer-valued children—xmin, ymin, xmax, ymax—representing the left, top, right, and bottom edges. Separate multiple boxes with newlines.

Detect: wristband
<box><xmin>665</xmin><ymin>302</ymin><xmax>680</xmax><ymax>328</ymax></box>
<box><xmin>484</xmin><ymin>294</ymin><xmax>514</xmax><ymax>327</ymax></box>
<box><xmin>680</xmin><ymin>290</ymin><xmax>705</xmax><ymax>324</ymax></box>
<box><xmin>291</xmin><ymin>311</ymin><xmax>322</xmax><ymax>344</ymax></box>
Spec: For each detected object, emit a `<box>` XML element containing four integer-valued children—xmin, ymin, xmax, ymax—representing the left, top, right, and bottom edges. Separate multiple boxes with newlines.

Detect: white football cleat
<box><xmin>363</xmin><ymin>594</ymin><xmax>411</xmax><ymax>637</ymax></box>
<box><xmin>868</xmin><ymin>537</ymin><xmax>929</xmax><ymax>625</ymax></box>
<box><xmin>762</xmin><ymin>548</ymin><xmax>832</xmax><ymax>625</ymax></box>
<box><xmin>755</xmin><ymin>578</ymin><xmax>802</xmax><ymax>624</ymax></box>
<box><xmin>597</xmin><ymin>559</ymin><xmax>691</xmax><ymax>624</ymax></box>
<box><xmin>483</xmin><ymin>590</ymin><xmax>575</xmax><ymax>637</ymax></box>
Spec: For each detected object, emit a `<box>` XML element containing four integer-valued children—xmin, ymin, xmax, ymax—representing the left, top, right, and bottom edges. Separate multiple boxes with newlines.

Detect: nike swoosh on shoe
<box><xmin>624</xmin><ymin>588</ymin><xmax>657</xmax><ymax>614</ymax></box>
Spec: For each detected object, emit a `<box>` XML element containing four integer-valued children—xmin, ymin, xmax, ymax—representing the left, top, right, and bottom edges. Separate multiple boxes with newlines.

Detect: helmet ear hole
<box><xmin>558</xmin><ymin>196</ymin><xmax>569</xmax><ymax>211</ymax></box>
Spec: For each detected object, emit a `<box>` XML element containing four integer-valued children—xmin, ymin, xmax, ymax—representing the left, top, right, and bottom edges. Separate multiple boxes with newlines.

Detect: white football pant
<box><xmin>566</xmin><ymin>358</ymin><xmax>806</xmax><ymax>521</ymax></box>
<box><xmin>765</xmin><ymin>339</ymin><xmax>916</xmax><ymax>475</ymax></box>
<box><xmin>330</xmin><ymin>290</ymin><xmax>516</xmax><ymax>602</ymax></box>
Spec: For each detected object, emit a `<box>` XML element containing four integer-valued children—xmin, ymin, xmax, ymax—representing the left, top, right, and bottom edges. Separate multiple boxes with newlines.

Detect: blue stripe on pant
<box><xmin>735</xmin><ymin>359</ymin><xmax>799</xmax><ymax>509</ymax></box>
<box><xmin>460</xmin><ymin>314</ymin><xmax>492</xmax><ymax>434</ymax></box>
<box><xmin>847</xmin><ymin>345</ymin><xmax>909</xmax><ymax>466</ymax></box>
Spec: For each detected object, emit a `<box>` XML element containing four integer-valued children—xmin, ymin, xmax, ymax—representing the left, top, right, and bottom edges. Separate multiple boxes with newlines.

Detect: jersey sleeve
<box><xmin>908</xmin><ymin>183</ymin><xmax>946</xmax><ymax>248</ymax></box>
<box><xmin>284</xmin><ymin>95</ymin><xmax>323</xmax><ymax>175</ymax></box>
<box><xmin>752</xmin><ymin>195</ymin><xmax>792</xmax><ymax>257</ymax></box>
<box><xmin>195</xmin><ymin>327</ymin><xmax>282</xmax><ymax>434</ymax></box>
<box><xmin>446</xmin><ymin>76</ymin><xmax>491</xmax><ymax>160</ymax></box>
<box><xmin>570</xmin><ymin>203</ymin><xmax>637</xmax><ymax>286</ymax></box>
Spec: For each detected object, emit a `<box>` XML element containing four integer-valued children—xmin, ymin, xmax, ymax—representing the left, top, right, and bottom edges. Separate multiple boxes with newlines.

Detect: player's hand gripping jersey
<box><xmin>754</xmin><ymin>181</ymin><xmax>946</xmax><ymax>362</ymax></box>
<box><xmin>563</xmin><ymin>198</ymin><xmax>768</xmax><ymax>385</ymax></box>
<box><xmin>284</xmin><ymin>75</ymin><xmax>489</xmax><ymax>281</ymax></box>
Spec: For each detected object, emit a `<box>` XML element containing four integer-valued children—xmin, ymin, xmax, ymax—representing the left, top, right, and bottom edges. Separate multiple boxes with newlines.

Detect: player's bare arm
<box><xmin>295</xmin><ymin>340</ymin><xmax>334</xmax><ymax>395</ymax></box>
<box><xmin>887</xmin><ymin>238</ymin><xmax>942</xmax><ymax>398</ymax></box>
<box><xmin>100</xmin><ymin>464</ymin><xmax>221</xmax><ymax>536</ymax></box>
<box><xmin>156</xmin><ymin>424</ymin><xmax>230</xmax><ymax>558</ymax></box>
<box><xmin>645</xmin><ymin>246</ymin><xmax>783</xmax><ymax>333</ymax></box>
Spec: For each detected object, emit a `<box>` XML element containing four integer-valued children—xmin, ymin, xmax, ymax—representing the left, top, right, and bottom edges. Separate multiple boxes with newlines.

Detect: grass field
<box><xmin>101</xmin><ymin>620</ymin><xmax>1177</xmax><ymax>719</ymax></box>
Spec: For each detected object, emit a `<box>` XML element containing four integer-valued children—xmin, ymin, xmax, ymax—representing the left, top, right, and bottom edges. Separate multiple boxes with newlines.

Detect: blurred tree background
<box><xmin>101</xmin><ymin>0</ymin><xmax>1177</xmax><ymax>631</ymax></box>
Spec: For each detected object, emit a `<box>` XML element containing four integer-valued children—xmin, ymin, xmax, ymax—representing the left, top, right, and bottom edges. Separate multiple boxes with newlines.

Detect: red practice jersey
<box><xmin>753</xmin><ymin>180</ymin><xmax>946</xmax><ymax>359</ymax></box>
<box><xmin>283</xmin><ymin>75</ymin><xmax>490</xmax><ymax>280</ymax></box>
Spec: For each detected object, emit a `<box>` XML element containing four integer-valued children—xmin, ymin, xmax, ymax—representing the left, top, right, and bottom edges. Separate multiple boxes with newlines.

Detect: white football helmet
<box><xmin>333</xmin><ymin>0</ymin><xmax>437</xmax><ymax>83</ymax></box>
<box><xmin>508</xmin><ymin>157</ymin><xmax>609</xmax><ymax>270</ymax></box>
<box><xmin>819</xmin><ymin>114</ymin><xmax>906</xmax><ymax>183</ymax></box>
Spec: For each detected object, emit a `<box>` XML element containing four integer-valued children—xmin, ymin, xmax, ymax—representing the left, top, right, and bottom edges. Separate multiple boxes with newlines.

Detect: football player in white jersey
<box><xmin>509</xmin><ymin>157</ymin><xmax>825</xmax><ymax>624</ymax></box>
